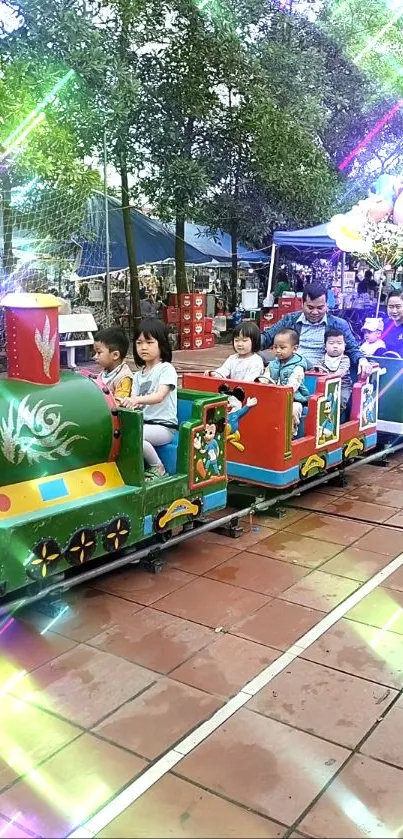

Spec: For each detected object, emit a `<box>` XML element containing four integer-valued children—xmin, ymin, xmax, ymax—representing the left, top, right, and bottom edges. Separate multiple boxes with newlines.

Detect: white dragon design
<box><xmin>0</xmin><ymin>396</ymin><xmax>87</xmax><ymax>465</ymax></box>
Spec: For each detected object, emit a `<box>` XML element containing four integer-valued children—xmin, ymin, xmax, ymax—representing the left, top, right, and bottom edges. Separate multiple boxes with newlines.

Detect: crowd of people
<box><xmin>89</xmin><ymin>282</ymin><xmax>403</xmax><ymax>475</ymax></box>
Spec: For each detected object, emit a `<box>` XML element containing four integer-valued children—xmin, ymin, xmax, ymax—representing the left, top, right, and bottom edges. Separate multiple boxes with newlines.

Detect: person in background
<box><xmin>364</xmin><ymin>269</ymin><xmax>378</xmax><ymax>295</ymax></box>
<box><xmin>261</xmin><ymin>282</ymin><xmax>372</xmax><ymax>375</ymax></box>
<box><xmin>383</xmin><ymin>291</ymin><xmax>403</xmax><ymax>355</ymax></box>
<box><xmin>295</xmin><ymin>271</ymin><xmax>305</xmax><ymax>293</ymax></box>
<box><xmin>352</xmin><ymin>280</ymin><xmax>373</xmax><ymax>309</ymax></box>
<box><xmin>205</xmin><ymin>320</ymin><xmax>263</xmax><ymax>382</ymax></box>
<box><xmin>273</xmin><ymin>270</ymin><xmax>290</xmax><ymax>302</ymax></box>
<box><xmin>258</xmin><ymin>327</ymin><xmax>309</xmax><ymax>436</ymax></box>
<box><xmin>360</xmin><ymin>317</ymin><xmax>386</xmax><ymax>356</ymax></box>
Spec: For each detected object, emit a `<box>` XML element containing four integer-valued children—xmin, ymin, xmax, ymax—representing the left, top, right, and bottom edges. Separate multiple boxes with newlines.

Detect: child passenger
<box><xmin>316</xmin><ymin>327</ymin><xmax>352</xmax><ymax>411</ymax></box>
<box><xmin>93</xmin><ymin>326</ymin><xmax>134</xmax><ymax>399</ymax></box>
<box><xmin>118</xmin><ymin>319</ymin><xmax>178</xmax><ymax>479</ymax></box>
<box><xmin>204</xmin><ymin>320</ymin><xmax>264</xmax><ymax>382</ymax></box>
<box><xmin>258</xmin><ymin>328</ymin><xmax>309</xmax><ymax>436</ymax></box>
<box><xmin>360</xmin><ymin>317</ymin><xmax>386</xmax><ymax>356</ymax></box>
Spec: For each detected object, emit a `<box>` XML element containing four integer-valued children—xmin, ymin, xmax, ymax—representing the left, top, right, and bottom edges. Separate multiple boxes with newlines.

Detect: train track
<box><xmin>2</xmin><ymin>438</ymin><xmax>403</xmax><ymax>618</ymax></box>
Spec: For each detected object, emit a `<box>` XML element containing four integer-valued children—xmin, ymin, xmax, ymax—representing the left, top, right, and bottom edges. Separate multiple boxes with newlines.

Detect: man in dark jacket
<box><xmin>261</xmin><ymin>282</ymin><xmax>372</xmax><ymax>376</ymax></box>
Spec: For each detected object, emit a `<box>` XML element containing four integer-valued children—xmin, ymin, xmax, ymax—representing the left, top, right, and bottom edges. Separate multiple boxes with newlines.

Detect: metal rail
<box><xmin>2</xmin><ymin>438</ymin><xmax>403</xmax><ymax>616</ymax></box>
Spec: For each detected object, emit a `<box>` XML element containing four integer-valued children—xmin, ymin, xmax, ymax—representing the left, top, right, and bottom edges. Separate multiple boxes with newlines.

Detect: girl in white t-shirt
<box><xmin>204</xmin><ymin>320</ymin><xmax>264</xmax><ymax>382</ymax></box>
<box><xmin>119</xmin><ymin>319</ymin><xmax>177</xmax><ymax>479</ymax></box>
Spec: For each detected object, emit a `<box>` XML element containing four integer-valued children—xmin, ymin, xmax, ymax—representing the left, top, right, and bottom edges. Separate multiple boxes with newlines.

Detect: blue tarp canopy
<box><xmin>273</xmin><ymin>223</ymin><xmax>336</xmax><ymax>250</ymax></box>
<box><xmin>164</xmin><ymin>222</ymin><xmax>269</xmax><ymax>264</ymax></box>
<box><xmin>77</xmin><ymin>194</ymin><xmax>209</xmax><ymax>276</ymax></box>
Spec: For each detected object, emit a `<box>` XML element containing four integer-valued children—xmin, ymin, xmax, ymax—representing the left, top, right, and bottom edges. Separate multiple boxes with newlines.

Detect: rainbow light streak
<box><xmin>40</xmin><ymin>606</ymin><xmax>69</xmax><ymax>635</ymax></box>
<box><xmin>0</xmin><ymin>112</ymin><xmax>45</xmax><ymax>161</ymax></box>
<box><xmin>1</xmin><ymin>69</ymin><xmax>75</xmax><ymax>151</ymax></box>
<box><xmin>0</xmin><ymin>813</ymin><xmax>21</xmax><ymax>836</ymax></box>
<box><xmin>0</xmin><ymin>617</ymin><xmax>15</xmax><ymax>636</ymax></box>
<box><xmin>370</xmin><ymin>607</ymin><xmax>403</xmax><ymax>647</ymax></box>
<box><xmin>338</xmin><ymin>100</ymin><xmax>403</xmax><ymax>170</ymax></box>
<box><xmin>0</xmin><ymin>668</ymin><xmax>27</xmax><ymax>700</ymax></box>
<box><xmin>355</xmin><ymin>3</ymin><xmax>403</xmax><ymax>64</ymax></box>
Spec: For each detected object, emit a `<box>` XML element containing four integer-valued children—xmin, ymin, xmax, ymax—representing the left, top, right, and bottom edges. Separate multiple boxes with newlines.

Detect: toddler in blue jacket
<box><xmin>258</xmin><ymin>328</ymin><xmax>309</xmax><ymax>436</ymax></box>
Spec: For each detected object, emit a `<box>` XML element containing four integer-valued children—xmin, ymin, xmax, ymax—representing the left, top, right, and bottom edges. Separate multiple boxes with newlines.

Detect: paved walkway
<box><xmin>1</xmin><ymin>345</ymin><xmax>403</xmax><ymax>837</ymax></box>
<box><xmin>1</xmin><ymin>452</ymin><xmax>403</xmax><ymax>836</ymax></box>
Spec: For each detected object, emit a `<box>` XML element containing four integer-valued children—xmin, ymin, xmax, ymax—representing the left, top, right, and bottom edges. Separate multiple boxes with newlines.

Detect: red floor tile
<box><xmin>89</xmin><ymin>607</ymin><xmax>215</xmax><ymax>673</ymax></box>
<box><xmin>246</xmin><ymin>531</ymin><xmax>344</xmax><ymax>568</ymax></box>
<box><xmin>290</xmin><ymin>492</ymin><xmax>336</xmax><ymax>511</ymax></box>
<box><xmin>178</xmin><ymin>708</ymin><xmax>349</xmax><ymax>826</ymax></box>
<box><xmin>381</xmin><ymin>565</ymin><xmax>403</xmax><ymax>592</ymax></box>
<box><xmin>372</xmin><ymin>471</ymin><xmax>403</xmax><ymax>490</ymax></box>
<box><xmin>249</xmin><ymin>658</ymin><xmax>397</xmax><ymax>749</ymax></box>
<box><xmin>321</xmin><ymin>497</ymin><xmax>399</xmax><ymax>524</ymax></box>
<box><xmin>205</xmin><ymin>552</ymin><xmax>309</xmax><ymax>595</ymax></box>
<box><xmin>343</xmin><ymin>483</ymin><xmax>403</xmax><ymax>508</ymax></box>
<box><xmin>383</xmin><ymin>511</ymin><xmax>403</xmax><ymax>527</ymax></box>
<box><xmin>13</xmin><ymin>645</ymin><xmax>158</xmax><ymax>728</ymax></box>
<box><xmin>285</xmin><ymin>514</ymin><xmax>372</xmax><ymax>546</ymax></box>
<box><xmin>299</xmin><ymin>754</ymin><xmax>403</xmax><ymax>838</ymax></box>
<box><xmin>24</xmin><ymin>590</ymin><xmax>144</xmax><ymax>643</ymax></box>
<box><xmin>154</xmin><ymin>577</ymin><xmax>269</xmax><ymax>629</ymax></box>
<box><xmin>319</xmin><ymin>547</ymin><xmax>392</xmax><ymax>582</ymax></box>
<box><xmin>244</xmin><ymin>508</ymin><xmax>310</xmax><ymax>531</ymax></box>
<box><xmin>91</xmin><ymin>567</ymin><xmax>195</xmax><ymax>606</ymax></box>
<box><xmin>0</xmin><ymin>733</ymin><xmax>146</xmax><ymax>838</ymax></box>
<box><xmin>352</xmin><ymin>526</ymin><xmax>403</xmax><ymax>556</ymax></box>
<box><xmin>0</xmin><ymin>695</ymin><xmax>80</xmax><ymax>792</ymax></box>
<box><xmin>232</xmin><ymin>599</ymin><xmax>323</xmax><ymax>651</ymax></box>
<box><xmin>172</xmin><ymin>634</ymin><xmax>279</xmax><ymax>698</ymax></box>
<box><xmin>279</xmin><ymin>571</ymin><xmax>361</xmax><ymax>613</ymax></box>
<box><xmin>165</xmin><ymin>538</ymin><xmax>241</xmax><ymax>575</ymax></box>
<box><xmin>97</xmin><ymin>773</ymin><xmax>285</xmax><ymax>838</ymax></box>
<box><xmin>94</xmin><ymin>677</ymin><xmax>222</xmax><ymax>759</ymax></box>
<box><xmin>0</xmin><ymin>617</ymin><xmax>75</xmax><ymax>677</ymax></box>
<box><xmin>200</xmin><ymin>525</ymin><xmax>276</xmax><ymax>550</ymax></box>
<box><xmin>360</xmin><ymin>700</ymin><xmax>403</xmax><ymax>768</ymax></box>
<box><xmin>301</xmin><ymin>617</ymin><xmax>403</xmax><ymax>690</ymax></box>
<box><xmin>346</xmin><ymin>587</ymin><xmax>403</xmax><ymax>634</ymax></box>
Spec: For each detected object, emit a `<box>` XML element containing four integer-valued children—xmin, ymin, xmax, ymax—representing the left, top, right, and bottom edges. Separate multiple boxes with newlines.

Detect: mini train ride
<box><xmin>0</xmin><ymin>293</ymin><xmax>228</xmax><ymax>606</ymax></box>
<box><xmin>1</xmin><ymin>292</ymin><xmax>403</xmax><ymax>611</ymax></box>
<box><xmin>183</xmin><ymin>368</ymin><xmax>382</xmax><ymax>492</ymax></box>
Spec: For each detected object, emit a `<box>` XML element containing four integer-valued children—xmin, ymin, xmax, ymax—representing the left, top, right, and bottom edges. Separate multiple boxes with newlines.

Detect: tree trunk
<box><xmin>1</xmin><ymin>171</ymin><xmax>14</xmax><ymax>276</ymax></box>
<box><xmin>175</xmin><ymin>214</ymin><xmax>188</xmax><ymax>294</ymax></box>
<box><xmin>230</xmin><ymin>215</ymin><xmax>238</xmax><ymax>311</ymax></box>
<box><xmin>120</xmin><ymin>147</ymin><xmax>141</xmax><ymax>327</ymax></box>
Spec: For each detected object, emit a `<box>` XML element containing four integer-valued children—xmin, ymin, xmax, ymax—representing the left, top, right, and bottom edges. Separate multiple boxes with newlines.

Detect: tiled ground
<box><xmin>1</xmin><ymin>427</ymin><xmax>403</xmax><ymax>834</ymax></box>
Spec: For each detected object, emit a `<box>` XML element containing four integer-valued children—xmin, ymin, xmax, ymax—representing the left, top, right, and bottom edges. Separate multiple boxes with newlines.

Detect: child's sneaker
<box><xmin>145</xmin><ymin>465</ymin><xmax>167</xmax><ymax>481</ymax></box>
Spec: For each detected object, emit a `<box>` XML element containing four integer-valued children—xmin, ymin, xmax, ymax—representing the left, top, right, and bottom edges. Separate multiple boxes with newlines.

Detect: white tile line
<box><xmin>68</xmin><ymin>548</ymin><xmax>403</xmax><ymax>839</ymax></box>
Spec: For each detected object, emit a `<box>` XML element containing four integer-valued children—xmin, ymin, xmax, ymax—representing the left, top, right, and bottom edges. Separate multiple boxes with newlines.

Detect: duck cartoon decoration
<box><xmin>218</xmin><ymin>384</ymin><xmax>258</xmax><ymax>452</ymax></box>
<box><xmin>328</xmin><ymin>174</ymin><xmax>403</xmax><ymax>255</ymax></box>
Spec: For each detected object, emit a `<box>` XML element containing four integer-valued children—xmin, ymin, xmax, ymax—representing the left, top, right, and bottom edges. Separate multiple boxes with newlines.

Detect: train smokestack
<box><xmin>2</xmin><ymin>292</ymin><xmax>60</xmax><ymax>385</ymax></box>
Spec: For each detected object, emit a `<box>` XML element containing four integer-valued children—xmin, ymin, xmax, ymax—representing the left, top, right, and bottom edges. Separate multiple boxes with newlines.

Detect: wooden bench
<box><xmin>59</xmin><ymin>312</ymin><xmax>98</xmax><ymax>368</ymax></box>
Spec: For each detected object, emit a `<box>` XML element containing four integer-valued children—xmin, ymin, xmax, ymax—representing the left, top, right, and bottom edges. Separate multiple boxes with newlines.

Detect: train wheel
<box><xmin>29</xmin><ymin>539</ymin><xmax>62</xmax><ymax>579</ymax></box>
<box><xmin>103</xmin><ymin>517</ymin><xmax>131</xmax><ymax>553</ymax></box>
<box><xmin>65</xmin><ymin>529</ymin><xmax>97</xmax><ymax>566</ymax></box>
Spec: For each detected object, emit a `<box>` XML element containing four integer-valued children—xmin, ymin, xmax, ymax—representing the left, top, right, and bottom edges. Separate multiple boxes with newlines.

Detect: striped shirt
<box><xmin>297</xmin><ymin>313</ymin><xmax>328</xmax><ymax>367</ymax></box>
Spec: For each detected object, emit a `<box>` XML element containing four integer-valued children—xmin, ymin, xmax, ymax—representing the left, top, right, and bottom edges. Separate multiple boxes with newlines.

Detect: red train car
<box><xmin>182</xmin><ymin>370</ymin><xmax>381</xmax><ymax>488</ymax></box>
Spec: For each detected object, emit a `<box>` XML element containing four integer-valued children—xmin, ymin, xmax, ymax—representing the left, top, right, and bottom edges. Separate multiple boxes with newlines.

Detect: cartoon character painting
<box><xmin>360</xmin><ymin>374</ymin><xmax>378</xmax><ymax>430</ymax></box>
<box><xmin>194</xmin><ymin>407</ymin><xmax>226</xmax><ymax>481</ymax></box>
<box><xmin>317</xmin><ymin>380</ymin><xmax>340</xmax><ymax>447</ymax></box>
<box><xmin>218</xmin><ymin>384</ymin><xmax>257</xmax><ymax>452</ymax></box>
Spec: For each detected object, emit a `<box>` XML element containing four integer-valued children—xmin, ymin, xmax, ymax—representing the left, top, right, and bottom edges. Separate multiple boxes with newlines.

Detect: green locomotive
<box><xmin>0</xmin><ymin>293</ymin><xmax>227</xmax><ymax>601</ymax></box>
